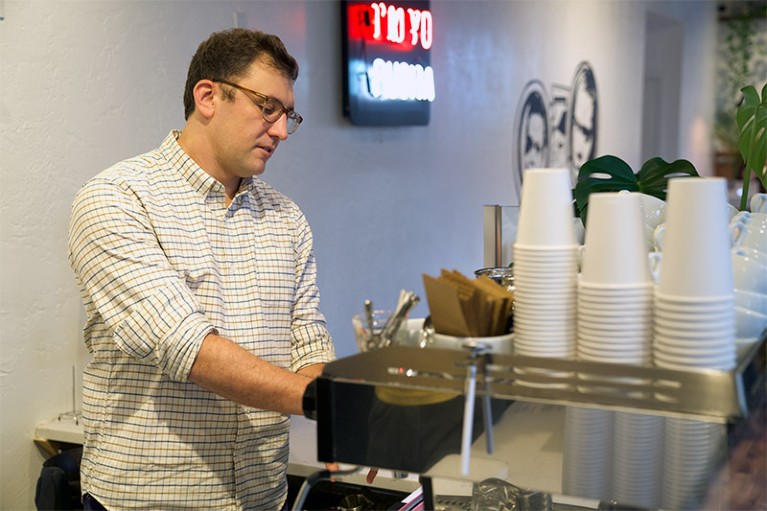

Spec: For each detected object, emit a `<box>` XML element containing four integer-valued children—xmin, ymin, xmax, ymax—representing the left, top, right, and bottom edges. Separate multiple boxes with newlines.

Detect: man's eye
<box><xmin>261</xmin><ymin>100</ymin><xmax>280</xmax><ymax>117</ymax></box>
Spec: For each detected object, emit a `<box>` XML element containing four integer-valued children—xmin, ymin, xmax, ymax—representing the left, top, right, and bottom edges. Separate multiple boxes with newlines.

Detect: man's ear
<box><xmin>193</xmin><ymin>80</ymin><xmax>216</xmax><ymax>119</ymax></box>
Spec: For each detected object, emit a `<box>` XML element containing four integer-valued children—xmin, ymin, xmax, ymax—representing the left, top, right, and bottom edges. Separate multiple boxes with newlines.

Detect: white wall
<box><xmin>0</xmin><ymin>1</ymin><xmax>716</xmax><ymax>508</ymax></box>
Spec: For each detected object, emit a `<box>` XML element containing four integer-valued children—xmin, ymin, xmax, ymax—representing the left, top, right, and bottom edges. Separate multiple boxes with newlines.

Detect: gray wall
<box><xmin>0</xmin><ymin>1</ymin><xmax>716</xmax><ymax>508</ymax></box>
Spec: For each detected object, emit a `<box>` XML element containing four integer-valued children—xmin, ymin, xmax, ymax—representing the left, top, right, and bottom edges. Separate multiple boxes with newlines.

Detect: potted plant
<box><xmin>736</xmin><ymin>83</ymin><xmax>767</xmax><ymax>211</ymax></box>
<box><xmin>574</xmin><ymin>155</ymin><xmax>699</xmax><ymax>224</ymax></box>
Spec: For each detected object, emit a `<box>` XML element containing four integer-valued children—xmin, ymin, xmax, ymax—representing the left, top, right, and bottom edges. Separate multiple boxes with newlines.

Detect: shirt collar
<box><xmin>159</xmin><ymin>130</ymin><xmax>222</xmax><ymax>198</ymax></box>
<box><xmin>160</xmin><ymin>130</ymin><xmax>261</xmax><ymax>201</ymax></box>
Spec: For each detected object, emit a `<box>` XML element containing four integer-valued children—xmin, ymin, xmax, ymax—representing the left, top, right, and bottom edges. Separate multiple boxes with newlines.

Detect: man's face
<box><xmin>522</xmin><ymin>112</ymin><xmax>546</xmax><ymax>170</ymax></box>
<box><xmin>210</xmin><ymin>59</ymin><xmax>295</xmax><ymax>180</ymax></box>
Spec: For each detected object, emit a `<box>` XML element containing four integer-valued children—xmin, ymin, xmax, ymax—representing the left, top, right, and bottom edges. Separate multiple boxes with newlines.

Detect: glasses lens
<box><xmin>286</xmin><ymin>113</ymin><xmax>302</xmax><ymax>135</ymax></box>
<box><xmin>260</xmin><ymin>98</ymin><xmax>283</xmax><ymax>123</ymax></box>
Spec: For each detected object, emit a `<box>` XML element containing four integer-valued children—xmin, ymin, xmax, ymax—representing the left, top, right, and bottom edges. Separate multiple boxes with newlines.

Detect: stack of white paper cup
<box><xmin>577</xmin><ymin>192</ymin><xmax>655</xmax><ymax>372</ymax></box>
<box><xmin>612</xmin><ymin>411</ymin><xmax>664</xmax><ymax>509</ymax></box>
<box><xmin>513</xmin><ymin>168</ymin><xmax>578</xmax><ymax>387</ymax></box>
<box><xmin>653</xmin><ymin>178</ymin><xmax>736</xmax><ymax>373</ymax></box>
<box><xmin>653</xmin><ymin>178</ymin><xmax>735</xmax><ymax>511</ymax></box>
<box><xmin>561</xmin><ymin>406</ymin><xmax>613</xmax><ymax>500</ymax></box>
<box><xmin>570</xmin><ymin>193</ymin><xmax>659</xmax><ymax>505</ymax></box>
<box><xmin>662</xmin><ymin>417</ymin><xmax>726</xmax><ymax>510</ymax></box>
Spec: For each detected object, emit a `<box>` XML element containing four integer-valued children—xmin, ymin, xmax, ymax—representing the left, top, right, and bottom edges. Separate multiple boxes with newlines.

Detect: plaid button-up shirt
<box><xmin>68</xmin><ymin>131</ymin><xmax>335</xmax><ymax>510</ymax></box>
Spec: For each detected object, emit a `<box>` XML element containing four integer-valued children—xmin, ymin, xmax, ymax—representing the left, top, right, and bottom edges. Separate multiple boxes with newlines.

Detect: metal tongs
<box><xmin>364</xmin><ymin>291</ymin><xmax>420</xmax><ymax>350</ymax></box>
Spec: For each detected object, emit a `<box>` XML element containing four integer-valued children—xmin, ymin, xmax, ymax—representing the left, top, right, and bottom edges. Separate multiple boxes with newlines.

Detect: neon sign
<box><xmin>342</xmin><ymin>0</ymin><xmax>433</xmax><ymax>126</ymax></box>
<box><xmin>369</xmin><ymin>3</ymin><xmax>432</xmax><ymax>49</ymax></box>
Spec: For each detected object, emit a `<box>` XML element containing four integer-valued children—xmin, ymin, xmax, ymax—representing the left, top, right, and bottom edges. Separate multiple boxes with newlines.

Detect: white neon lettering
<box><xmin>387</xmin><ymin>6</ymin><xmax>405</xmax><ymax>43</ymax></box>
<box><xmin>367</xmin><ymin>58</ymin><xmax>435</xmax><ymax>102</ymax></box>
<box><xmin>371</xmin><ymin>2</ymin><xmax>385</xmax><ymax>40</ymax></box>
<box><xmin>419</xmin><ymin>11</ymin><xmax>432</xmax><ymax>50</ymax></box>
<box><xmin>407</xmin><ymin>9</ymin><xmax>421</xmax><ymax>46</ymax></box>
<box><xmin>369</xmin><ymin>2</ymin><xmax>432</xmax><ymax>50</ymax></box>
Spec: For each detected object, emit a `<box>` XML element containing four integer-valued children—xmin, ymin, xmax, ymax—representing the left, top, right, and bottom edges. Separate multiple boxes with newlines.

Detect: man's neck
<box><xmin>177</xmin><ymin>125</ymin><xmax>241</xmax><ymax>204</ymax></box>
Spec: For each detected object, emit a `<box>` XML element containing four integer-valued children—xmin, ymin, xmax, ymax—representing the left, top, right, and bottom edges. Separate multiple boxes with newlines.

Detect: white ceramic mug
<box><xmin>656</xmin><ymin>219</ymin><xmax>747</xmax><ymax>252</ymax></box>
<box><xmin>732</xmin><ymin>249</ymin><xmax>767</xmax><ymax>295</ymax></box>
<box><xmin>751</xmin><ymin>193</ymin><xmax>767</xmax><ymax>213</ymax></box>
<box><xmin>726</xmin><ymin>203</ymin><xmax>739</xmax><ymax>221</ymax></box>
<box><xmin>733</xmin><ymin>211</ymin><xmax>767</xmax><ymax>227</ymax></box>
<box><xmin>731</xmin><ymin>219</ymin><xmax>767</xmax><ymax>253</ymax></box>
<box><xmin>736</xmin><ymin>306</ymin><xmax>767</xmax><ymax>339</ymax></box>
<box><xmin>648</xmin><ymin>251</ymin><xmax>662</xmax><ymax>283</ymax></box>
<box><xmin>732</xmin><ymin>246</ymin><xmax>767</xmax><ymax>269</ymax></box>
<box><xmin>735</xmin><ymin>289</ymin><xmax>767</xmax><ymax>315</ymax></box>
<box><xmin>634</xmin><ymin>191</ymin><xmax>667</xmax><ymax>229</ymax></box>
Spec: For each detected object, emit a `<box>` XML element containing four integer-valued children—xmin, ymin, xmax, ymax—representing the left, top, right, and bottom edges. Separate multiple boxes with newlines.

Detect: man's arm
<box><xmin>296</xmin><ymin>363</ymin><xmax>325</xmax><ymax>379</ymax></box>
<box><xmin>188</xmin><ymin>332</ymin><xmax>314</xmax><ymax>416</ymax></box>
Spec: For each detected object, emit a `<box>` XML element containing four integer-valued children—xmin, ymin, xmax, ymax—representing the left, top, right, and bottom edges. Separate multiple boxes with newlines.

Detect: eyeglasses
<box><xmin>216</xmin><ymin>79</ymin><xmax>303</xmax><ymax>135</ymax></box>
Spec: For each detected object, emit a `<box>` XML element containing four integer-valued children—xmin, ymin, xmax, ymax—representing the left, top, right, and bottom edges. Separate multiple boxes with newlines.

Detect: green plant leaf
<box><xmin>737</xmin><ymin>83</ymin><xmax>767</xmax><ymax>209</ymax></box>
<box><xmin>575</xmin><ymin>156</ymin><xmax>637</xmax><ymax>224</ymax></box>
<box><xmin>636</xmin><ymin>157</ymin><xmax>698</xmax><ymax>199</ymax></box>
<box><xmin>574</xmin><ymin>155</ymin><xmax>699</xmax><ymax>225</ymax></box>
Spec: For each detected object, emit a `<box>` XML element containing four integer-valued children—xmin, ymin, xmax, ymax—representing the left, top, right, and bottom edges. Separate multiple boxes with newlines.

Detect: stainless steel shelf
<box><xmin>322</xmin><ymin>334</ymin><xmax>765</xmax><ymax>423</ymax></box>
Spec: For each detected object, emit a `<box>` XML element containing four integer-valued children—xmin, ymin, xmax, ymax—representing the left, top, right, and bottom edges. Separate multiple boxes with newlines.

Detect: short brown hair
<box><xmin>183</xmin><ymin>29</ymin><xmax>299</xmax><ymax>119</ymax></box>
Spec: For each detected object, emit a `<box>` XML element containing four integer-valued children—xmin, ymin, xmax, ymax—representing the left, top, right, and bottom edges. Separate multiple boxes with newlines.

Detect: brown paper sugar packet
<box><xmin>440</xmin><ymin>270</ymin><xmax>488</xmax><ymax>336</ymax></box>
<box><xmin>473</xmin><ymin>275</ymin><xmax>514</xmax><ymax>335</ymax></box>
<box><xmin>422</xmin><ymin>273</ymin><xmax>473</xmax><ymax>336</ymax></box>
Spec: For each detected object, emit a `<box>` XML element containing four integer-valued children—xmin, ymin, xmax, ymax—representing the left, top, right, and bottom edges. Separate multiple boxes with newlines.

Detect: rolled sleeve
<box><xmin>69</xmin><ymin>174</ymin><xmax>213</xmax><ymax>381</ymax></box>
<box><xmin>289</xmin><ymin>210</ymin><xmax>336</xmax><ymax>371</ymax></box>
<box><xmin>113</xmin><ymin>281</ymin><xmax>214</xmax><ymax>380</ymax></box>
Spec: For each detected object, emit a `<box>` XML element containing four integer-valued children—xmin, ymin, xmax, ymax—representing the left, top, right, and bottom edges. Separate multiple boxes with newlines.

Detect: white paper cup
<box><xmin>656</xmin><ymin>178</ymin><xmax>734</xmax><ymax>298</ymax></box>
<box><xmin>654</xmin><ymin>314</ymin><xmax>734</xmax><ymax>332</ymax></box>
<box><xmin>581</xmin><ymin>192</ymin><xmax>653</xmax><ymax>285</ymax></box>
<box><xmin>613</xmin><ymin>412</ymin><xmax>663</xmax><ymax>509</ymax></box>
<box><xmin>578</xmin><ymin>338</ymin><xmax>650</xmax><ymax>354</ymax></box>
<box><xmin>516</xmin><ymin>168</ymin><xmax>578</xmax><ymax>246</ymax></box>
<box><xmin>655</xmin><ymin>290</ymin><xmax>734</xmax><ymax>308</ymax></box>
<box><xmin>578</xmin><ymin>312</ymin><xmax>653</xmax><ymax>324</ymax></box>
<box><xmin>562</xmin><ymin>407</ymin><xmax>614</xmax><ymax>499</ymax></box>
<box><xmin>655</xmin><ymin>304</ymin><xmax>733</xmax><ymax>318</ymax></box>
<box><xmin>513</xmin><ymin>244</ymin><xmax>580</xmax><ymax>257</ymax></box>
<box><xmin>578</xmin><ymin>308</ymin><xmax>652</xmax><ymax>321</ymax></box>
<box><xmin>654</xmin><ymin>322</ymin><xmax>735</xmax><ymax>339</ymax></box>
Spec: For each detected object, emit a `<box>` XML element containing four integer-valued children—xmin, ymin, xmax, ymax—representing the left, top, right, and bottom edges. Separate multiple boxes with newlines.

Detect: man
<box><xmin>68</xmin><ymin>29</ymin><xmax>335</xmax><ymax>510</ymax></box>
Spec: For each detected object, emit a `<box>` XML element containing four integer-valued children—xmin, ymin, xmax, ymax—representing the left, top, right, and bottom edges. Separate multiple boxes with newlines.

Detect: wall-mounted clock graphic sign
<box><xmin>513</xmin><ymin>62</ymin><xmax>598</xmax><ymax>190</ymax></box>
